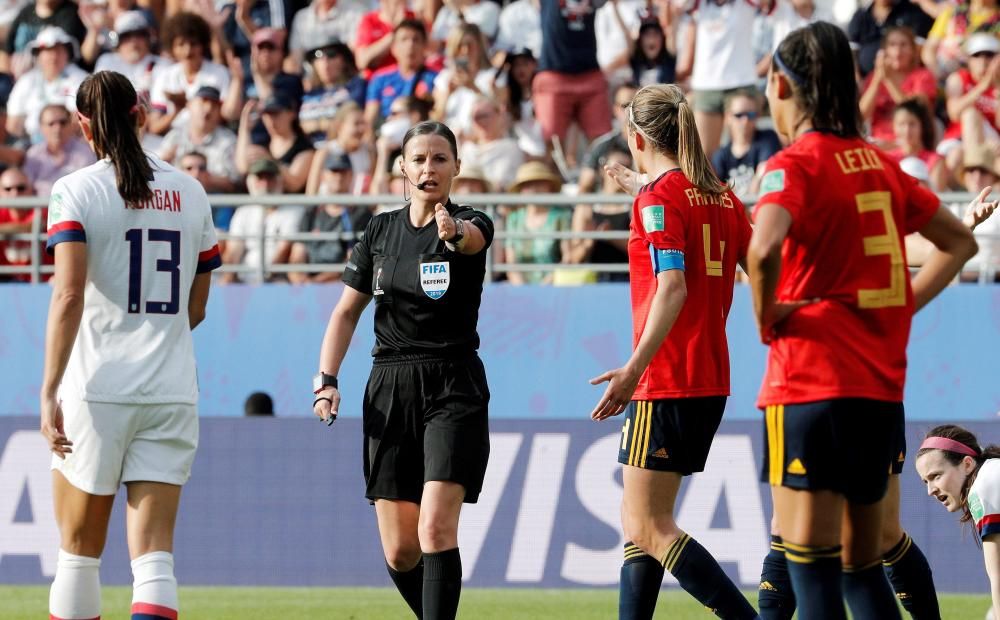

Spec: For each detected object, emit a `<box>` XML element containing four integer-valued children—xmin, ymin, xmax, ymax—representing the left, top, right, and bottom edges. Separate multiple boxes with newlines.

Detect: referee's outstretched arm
<box><xmin>434</xmin><ymin>203</ymin><xmax>487</xmax><ymax>254</ymax></box>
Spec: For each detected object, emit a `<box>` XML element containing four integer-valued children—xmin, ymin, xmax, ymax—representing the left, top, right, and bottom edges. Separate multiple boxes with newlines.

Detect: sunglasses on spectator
<box><xmin>2</xmin><ymin>184</ymin><xmax>28</xmax><ymax>192</ymax></box>
<box><xmin>732</xmin><ymin>111</ymin><xmax>758</xmax><ymax>120</ymax></box>
<box><xmin>256</xmin><ymin>42</ymin><xmax>278</xmax><ymax>51</ymax></box>
<box><xmin>972</xmin><ymin>51</ymin><xmax>998</xmax><ymax>59</ymax></box>
<box><xmin>253</xmin><ymin>171</ymin><xmax>279</xmax><ymax>179</ymax></box>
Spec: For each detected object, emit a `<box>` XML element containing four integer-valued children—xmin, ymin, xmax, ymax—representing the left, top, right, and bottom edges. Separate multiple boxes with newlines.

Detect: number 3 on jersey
<box><xmin>855</xmin><ymin>191</ymin><xmax>906</xmax><ymax>309</ymax></box>
<box><xmin>125</xmin><ymin>228</ymin><xmax>180</xmax><ymax>314</ymax></box>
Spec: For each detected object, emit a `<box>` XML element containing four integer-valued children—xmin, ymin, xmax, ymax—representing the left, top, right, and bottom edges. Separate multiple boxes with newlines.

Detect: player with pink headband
<box><xmin>915</xmin><ymin>425</ymin><xmax>1000</xmax><ymax>618</ymax></box>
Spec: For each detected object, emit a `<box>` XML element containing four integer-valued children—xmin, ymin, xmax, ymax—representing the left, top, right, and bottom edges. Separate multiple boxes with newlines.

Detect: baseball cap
<box><xmin>261</xmin><ymin>92</ymin><xmax>296</xmax><ymax>113</ymax></box>
<box><xmin>193</xmin><ymin>85</ymin><xmax>221</xmax><ymax>102</ymax></box>
<box><xmin>325</xmin><ymin>152</ymin><xmax>353</xmax><ymax>172</ymax></box>
<box><xmin>31</xmin><ymin>27</ymin><xmax>79</xmax><ymax>58</ymax></box>
<box><xmin>966</xmin><ymin>33</ymin><xmax>1000</xmax><ymax>57</ymax></box>
<box><xmin>113</xmin><ymin>11</ymin><xmax>150</xmax><ymax>40</ymax></box>
<box><xmin>248</xmin><ymin>158</ymin><xmax>281</xmax><ymax>176</ymax></box>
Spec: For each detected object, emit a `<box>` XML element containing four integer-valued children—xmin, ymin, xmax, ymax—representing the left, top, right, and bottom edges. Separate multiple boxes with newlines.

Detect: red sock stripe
<box><xmin>131</xmin><ymin>603</ymin><xmax>178</xmax><ymax>619</ymax></box>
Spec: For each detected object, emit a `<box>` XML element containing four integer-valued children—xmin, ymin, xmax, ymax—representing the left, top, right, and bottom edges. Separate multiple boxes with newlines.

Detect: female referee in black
<box><xmin>312</xmin><ymin>120</ymin><xmax>493</xmax><ymax>620</ymax></box>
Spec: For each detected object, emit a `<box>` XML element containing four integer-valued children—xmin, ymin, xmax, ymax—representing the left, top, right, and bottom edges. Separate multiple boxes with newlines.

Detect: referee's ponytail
<box><xmin>76</xmin><ymin>71</ymin><xmax>154</xmax><ymax>208</ymax></box>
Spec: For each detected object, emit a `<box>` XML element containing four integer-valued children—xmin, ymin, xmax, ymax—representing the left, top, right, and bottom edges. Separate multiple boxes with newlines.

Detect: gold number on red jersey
<box><xmin>702</xmin><ymin>224</ymin><xmax>725</xmax><ymax>277</ymax></box>
<box><xmin>855</xmin><ymin>191</ymin><xmax>906</xmax><ymax>309</ymax></box>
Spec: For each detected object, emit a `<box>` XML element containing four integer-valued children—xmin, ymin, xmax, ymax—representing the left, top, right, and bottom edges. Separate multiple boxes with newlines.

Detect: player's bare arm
<box><xmin>40</xmin><ymin>242</ymin><xmax>87</xmax><ymax>458</ymax></box>
<box><xmin>911</xmin><ymin>206</ymin><xmax>978</xmax><ymax>312</ymax></box>
<box><xmin>590</xmin><ymin>269</ymin><xmax>686</xmax><ymax>421</ymax></box>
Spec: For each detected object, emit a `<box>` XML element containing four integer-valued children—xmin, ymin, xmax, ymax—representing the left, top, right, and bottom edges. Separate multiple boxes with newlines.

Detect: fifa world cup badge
<box><xmin>420</xmin><ymin>261</ymin><xmax>450</xmax><ymax>299</ymax></box>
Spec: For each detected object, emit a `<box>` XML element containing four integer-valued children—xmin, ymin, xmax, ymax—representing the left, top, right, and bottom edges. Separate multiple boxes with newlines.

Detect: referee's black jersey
<box><xmin>342</xmin><ymin>200</ymin><xmax>495</xmax><ymax>357</ymax></box>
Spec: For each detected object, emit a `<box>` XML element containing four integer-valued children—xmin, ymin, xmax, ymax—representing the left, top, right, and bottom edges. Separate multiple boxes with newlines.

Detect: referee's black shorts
<box><xmin>363</xmin><ymin>353</ymin><xmax>490</xmax><ymax>504</ymax></box>
<box><xmin>618</xmin><ymin>396</ymin><xmax>727</xmax><ymax>475</ymax></box>
<box><xmin>760</xmin><ymin>398</ymin><xmax>905</xmax><ymax>504</ymax></box>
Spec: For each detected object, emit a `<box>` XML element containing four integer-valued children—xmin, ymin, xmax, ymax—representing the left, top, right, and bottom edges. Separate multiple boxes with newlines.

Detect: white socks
<box><xmin>49</xmin><ymin>549</ymin><xmax>102</xmax><ymax>620</ymax></box>
<box><xmin>131</xmin><ymin>551</ymin><xmax>178</xmax><ymax>618</ymax></box>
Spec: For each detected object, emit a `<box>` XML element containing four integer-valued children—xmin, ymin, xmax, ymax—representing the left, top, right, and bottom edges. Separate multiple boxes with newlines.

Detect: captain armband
<box><xmin>649</xmin><ymin>247</ymin><xmax>685</xmax><ymax>274</ymax></box>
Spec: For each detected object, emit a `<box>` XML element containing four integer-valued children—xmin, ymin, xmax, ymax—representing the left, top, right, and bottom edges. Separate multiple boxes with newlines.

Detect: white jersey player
<box><xmin>40</xmin><ymin>71</ymin><xmax>220</xmax><ymax>620</ymax></box>
<box><xmin>915</xmin><ymin>426</ymin><xmax>1000</xmax><ymax>620</ymax></box>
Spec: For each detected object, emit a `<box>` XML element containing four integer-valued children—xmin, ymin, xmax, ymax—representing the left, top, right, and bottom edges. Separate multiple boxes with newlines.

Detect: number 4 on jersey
<box><xmin>125</xmin><ymin>228</ymin><xmax>180</xmax><ymax>315</ymax></box>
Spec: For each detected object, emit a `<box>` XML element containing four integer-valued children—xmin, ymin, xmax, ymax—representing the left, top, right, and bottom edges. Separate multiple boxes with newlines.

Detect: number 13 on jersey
<box><xmin>125</xmin><ymin>228</ymin><xmax>181</xmax><ymax>315</ymax></box>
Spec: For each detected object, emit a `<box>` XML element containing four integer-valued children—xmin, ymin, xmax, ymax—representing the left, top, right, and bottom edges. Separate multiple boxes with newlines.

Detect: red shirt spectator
<box><xmin>355</xmin><ymin>0</ymin><xmax>416</xmax><ymax>79</ymax></box>
<box><xmin>859</xmin><ymin>26</ymin><xmax>937</xmax><ymax>145</ymax></box>
<box><xmin>943</xmin><ymin>34</ymin><xmax>1000</xmax><ymax>144</ymax></box>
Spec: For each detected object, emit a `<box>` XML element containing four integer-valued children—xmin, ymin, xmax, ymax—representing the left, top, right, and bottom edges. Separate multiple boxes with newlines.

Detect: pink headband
<box><xmin>919</xmin><ymin>437</ymin><xmax>979</xmax><ymax>457</ymax></box>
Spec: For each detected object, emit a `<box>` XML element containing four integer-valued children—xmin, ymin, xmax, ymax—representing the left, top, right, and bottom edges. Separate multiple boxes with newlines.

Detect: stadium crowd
<box><xmin>0</xmin><ymin>0</ymin><xmax>999</xmax><ymax>282</ymax></box>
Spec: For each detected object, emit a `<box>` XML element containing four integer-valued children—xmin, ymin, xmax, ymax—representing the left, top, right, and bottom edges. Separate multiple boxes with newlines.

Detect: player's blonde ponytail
<box><xmin>629</xmin><ymin>84</ymin><xmax>727</xmax><ymax>196</ymax></box>
<box><xmin>76</xmin><ymin>71</ymin><xmax>154</xmax><ymax>208</ymax></box>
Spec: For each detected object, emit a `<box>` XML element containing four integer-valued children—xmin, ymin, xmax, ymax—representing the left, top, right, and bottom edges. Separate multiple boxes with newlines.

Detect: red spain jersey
<box><xmin>753</xmin><ymin>132</ymin><xmax>940</xmax><ymax>407</ymax></box>
<box><xmin>629</xmin><ymin>169</ymin><xmax>751</xmax><ymax>400</ymax></box>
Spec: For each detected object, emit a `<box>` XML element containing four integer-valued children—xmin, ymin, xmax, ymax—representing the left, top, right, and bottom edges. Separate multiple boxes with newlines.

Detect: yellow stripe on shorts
<box><xmin>640</xmin><ymin>401</ymin><xmax>652</xmax><ymax>468</ymax></box>
<box><xmin>628</xmin><ymin>403</ymin><xmax>642</xmax><ymax>466</ymax></box>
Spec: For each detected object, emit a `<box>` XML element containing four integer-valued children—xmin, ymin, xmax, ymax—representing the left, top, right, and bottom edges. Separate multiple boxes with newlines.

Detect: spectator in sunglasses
<box><xmin>0</xmin><ymin>166</ymin><xmax>38</xmax><ymax>282</ymax></box>
<box><xmin>710</xmin><ymin>92</ymin><xmax>781</xmax><ymax>200</ymax></box>
<box><xmin>23</xmin><ymin>103</ymin><xmax>95</xmax><ymax>198</ymax></box>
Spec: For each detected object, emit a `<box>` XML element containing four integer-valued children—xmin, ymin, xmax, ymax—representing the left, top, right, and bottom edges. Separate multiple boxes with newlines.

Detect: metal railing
<box><xmin>1</xmin><ymin>192</ymin><xmax>996</xmax><ymax>284</ymax></box>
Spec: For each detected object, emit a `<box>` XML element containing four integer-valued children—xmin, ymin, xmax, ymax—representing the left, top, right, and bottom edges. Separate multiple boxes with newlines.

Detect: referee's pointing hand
<box><xmin>435</xmin><ymin>203</ymin><xmax>456</xmax><ymax>240</ymax></box>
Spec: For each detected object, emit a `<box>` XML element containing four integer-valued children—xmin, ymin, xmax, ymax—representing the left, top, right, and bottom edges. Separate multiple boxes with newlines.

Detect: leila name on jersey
<box><xmin>133</xmin><ymin>189</ymin><xmax>183</xmax><ymax>212</ymax></box>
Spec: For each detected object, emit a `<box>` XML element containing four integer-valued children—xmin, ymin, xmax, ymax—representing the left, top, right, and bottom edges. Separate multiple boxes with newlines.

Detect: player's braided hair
<box><xmin>917</xmin><ymin>424</ymin><xmax>1000</xmax><ymax>539</ymax></box>
<box><xmin>773</xmin><ymin>21</ymin><xmax>862</xmax><ymax>138</ymax></box>
<box><xmin>628</xmin><ymin>83</ymin><xmax>727</xmax><ymax>196</ymax></box>
<box><xmin>76</xmin><ymin>71</ymin><xmax>154</xmax><ymax>208</ymax></box>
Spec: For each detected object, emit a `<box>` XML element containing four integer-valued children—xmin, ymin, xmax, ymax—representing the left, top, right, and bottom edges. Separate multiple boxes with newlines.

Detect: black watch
<box><xmin>450</xmin><ymin>217</ymin><xmax>465</xmax><ymax>243</ymax></box>
<box><xmin>313</xmin><ymin>372</ymin><xmax>338</xmax><ymax>394</ymax></box>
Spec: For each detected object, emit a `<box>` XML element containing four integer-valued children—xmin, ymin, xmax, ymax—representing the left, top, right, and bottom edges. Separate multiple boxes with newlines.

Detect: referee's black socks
<box><xmin>387</xmin><ymin>558</ymin><xmax>424</xmax><ymax>618</ymax></box>
<box><xmin>882</xmin><ymin>532</ymin><xmax>941</xmax><ymax>620</ymax></box>
<box><xmin>784</xmin><ymin>541</ymin><xmax>846</xmax><ymax>620</ymax></box>
<box><xmin>619</xmin><ymin>541</ymin><xmax>664</xmax><ymax>620</ymax></box>
<box><xmin>423</xmin><ymin>547</ymin><xmax>461</xmax><ymax>620</ymax></box>
<box><xmin>758</xmin><ymin>535</ymin><xmax>795</xmax><ymax>620</ymax></box>
<box><xmin>660</xmin><ymin>532</ymin><xmax>758</xmax><ymax>619</ymax></box>
<box><xmin>843</xmin><ymin>559</ymin><xmax>902</xmax><ymax>620</ymax></box>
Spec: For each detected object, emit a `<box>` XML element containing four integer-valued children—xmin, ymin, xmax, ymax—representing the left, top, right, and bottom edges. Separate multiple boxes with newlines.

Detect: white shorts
<box><xmin>52</xmin><ymin>398</ymin><xmax>199</xmax><ymax>496</ymax></box>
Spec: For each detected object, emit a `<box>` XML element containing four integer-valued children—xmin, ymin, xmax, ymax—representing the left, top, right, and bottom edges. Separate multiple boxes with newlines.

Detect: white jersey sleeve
<box><xmin>970</xmin><ymin>458</ymin><xmax>1000</xmax><ymax>539</ymax></box>
<box><xmin>45</xmin><ymin>154</ymin><xmax>221</xmax><ymax>405</ymax></box>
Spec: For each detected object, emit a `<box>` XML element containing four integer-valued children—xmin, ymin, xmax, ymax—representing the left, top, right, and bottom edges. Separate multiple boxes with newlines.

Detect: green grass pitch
<box><xmin>1</xmin><ymin>586</ymin><xmax>990</xmax><ymax>619</ymax></box>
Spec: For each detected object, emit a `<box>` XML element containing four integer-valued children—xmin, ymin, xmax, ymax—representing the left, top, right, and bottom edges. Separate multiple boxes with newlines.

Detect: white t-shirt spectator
<box><xmin>690</xmin><ymin>0</ymin><xmax>760</xmax><ymax>91</ymax></box>
<box><xmin>495</xmin><ymin>0</ymin><xmax>542</xmax><ymax>57</ymax></box>
<box><xmin>7</xmin><ymin>64</ymin><xmax>88</xmax><ymax>141</ymax></box>
<box><xmin>595</xmin><ymin>0</ymin><xmax>645</xmax><ymax>83</ymax></box>
<box><xmin>289</xmin><ymin>0</ymin><xmax>367</xmax><ymax>56</ymax></box>
<box><xmin>459</xmin><ymin>137</ymin><xmax>525</xmax><ymax>191</ymax></box>
<box><xmin>433</xmin><ymin>68</ymin><xmax>496</xmax><ymax>134</ymax></box>
<box><xmin>432</xmin><ymin>1</ymin><xmax>501</xmax><ymax>42</ymax></box>
<box><xmin>227</xmin><ymin>204</ymin><xmax>305</xmax><ymax>283</ymax></box>
<box><xmin>95</xmin><ymin>52</ymin><xmax>168</xmax><ymax>97</ymax></box>
<box><xmin>149</xmin><ymin>60</ymin><xmax>230</xmax><ymax>128</ymax></box>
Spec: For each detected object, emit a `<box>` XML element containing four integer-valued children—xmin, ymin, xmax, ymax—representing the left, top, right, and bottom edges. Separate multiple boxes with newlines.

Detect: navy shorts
<box><xmin>761</xmin><ymin>399</ymin><xmax>904</xmax><ymax>504</ymax></box>
<box><xmin>618</xmin><ymin>396</ymin><xmax>727</xmax><ymax>475</ymax></box>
